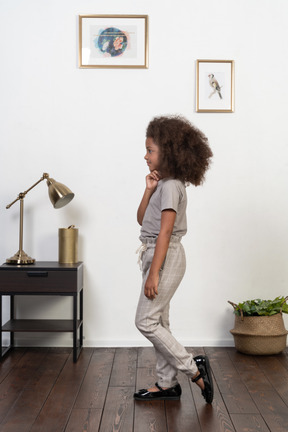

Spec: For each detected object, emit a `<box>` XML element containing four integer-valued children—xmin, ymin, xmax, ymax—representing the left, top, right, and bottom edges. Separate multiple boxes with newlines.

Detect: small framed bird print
<box><xmin>196</xmin><ymin>60</ymin><xmax>234</xmax><ymax>112</ymax></box>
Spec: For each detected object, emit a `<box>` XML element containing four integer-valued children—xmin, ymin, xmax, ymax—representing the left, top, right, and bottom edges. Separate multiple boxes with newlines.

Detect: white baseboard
<box><xmin>83</xmin><ymin>339</ymin><xmax>235</xmax><ymax>348</ymax></box>
<box><xmin>2</xmin><ymin>334</ymin><xmax>235</xmax><ymax>348</ymax></box>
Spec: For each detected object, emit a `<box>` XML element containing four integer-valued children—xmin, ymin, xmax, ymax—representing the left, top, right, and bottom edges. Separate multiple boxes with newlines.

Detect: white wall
<box><xmin>1</xmin><ymin>0</ymin><xmax>288</xmax><ymax>348</ymax></box>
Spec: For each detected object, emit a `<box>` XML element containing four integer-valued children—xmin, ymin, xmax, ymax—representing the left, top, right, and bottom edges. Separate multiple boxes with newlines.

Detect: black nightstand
<box><xmin>0</xmin><ymin>261</ymin><xmax>83</xmax><ymax>362</ymax></box>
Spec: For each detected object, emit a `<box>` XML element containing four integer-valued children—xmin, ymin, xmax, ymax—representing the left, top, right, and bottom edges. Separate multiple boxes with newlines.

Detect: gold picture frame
<box><xmin>79</xmin><ymin>15</ymin><xmax>149</xmax><ymax>69</ymax></box>
<box><xmin>196</xmin><ymin>60</ymin><xmax>234</xmax><ymax>112</ymax></box>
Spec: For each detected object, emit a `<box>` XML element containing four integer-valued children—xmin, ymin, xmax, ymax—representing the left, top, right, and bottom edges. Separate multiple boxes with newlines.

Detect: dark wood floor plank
<box><xmin>190</xmin><ymin>360</ymin><xmax>236</xmax><ymax>432</ymax></box>
<box><xmin>136</xmin><ymin>363</ymin><xmax>158</xmax><ymax>391</ymax></box>
<box><xmin>205</xmin><ymin>347</ymin><xmax>259</xmax><ymax>414</ymax></box>
<box><xmin>0</xmin><ymin>346</ymin><xmax>286</xmax><ymax>431</ymax></box>
<box><xmin>166</xmin><ymin>373</ymin><xmax>201</xmax><ymax>432</ymax></box>
<box><xmin>136</xmin><ymin>345</ymin><xmax>158</xmax><ymax>400</ymax></box>
<box><xmin>137</xmin><ymin>346</ymin><xmax>156</xmax><ymax>369</ymax></box>
<box><xmin>276</xmin><ymin>348</ymin><xmax>288</xmax><ymax>370</ymax></box>
<box><xmin>65</xmin><ymin>408</ymin><xmax>102</xmax><ymax>432</ymax></box>
<box><xmin>0</xmin><ymin>350</ymin><xmax>70</xmax><ymax>432</ymax></box>
<box><xmin>99</xmin><ymin>387</ymin><xmax>134</xmax><ymax>432</ymax></box>
<box><xmin>248</xmin><ymin>390</ymin><xmax>288</xmax><ymax>432</ymax></box>
<box><xmin>230</xmin><ymin>413</ymin><xmax>271</xmax><ymax>432</ymax></box>
<box><xmin>255</xmin><ymin>356</ymin><xmax>288</xmax><ymax>406</ymax></box>
<box><xmin>231</xmin><ymin>352</ymin><xmax>288</xmax><ymax>431</ymax></box>
<box><xmin>187</xmin><ymin>346</ymin><xmax>206</xmax><ymax>358</ymax></box>
<box><xmin>135</xmin><ymin>347</ymin><xmax>167</xmax><ymax>432</ymax></box>
<box><xmin>135</xmin><ymin>347</ymin><xmax>202</xmax><ymax>432</ymax></box>
<box><xmin>0</xmin><ymin>349</ymin><xmax>49</xmax><ymax>423</ymax></box>
<box><xmin>109</xmin><ymin>347</ymin><xmax>137</xmax><ymax>387</ymax></box>
<box><xmin>29</xmin><ymin>348</ymin><xmax>93</xmax><ymax>432</ymax></box>
<box><xmin>74</xmin><ymin>348</ymin><xmax>115</xmax><ymax>410</ymax></box>
<box><xmin>228</xmin><ymin>350</ymin><xmax>272</xmax><ymax>392</ymax></box>
<box><xmin>191</xmin><ymin>380</ymin><xmax>236</xmax><ymax>432</ymax></box>
<box><xmin>0</xmin><ymin>348</ymin><xmax>26</xmax><ymax>384</ymax></box>
<box><xmin>134</xmin><ymin>400</ymin><xmax>166</xmax><ymax>432</ymax></box>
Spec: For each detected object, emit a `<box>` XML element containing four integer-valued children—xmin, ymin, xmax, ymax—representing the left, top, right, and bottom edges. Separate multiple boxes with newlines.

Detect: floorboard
<box><xmin>0</xmin><ymin>347</ymin><xmax>287</xmax><ymax>431</ymax></box>
<box><xmin>0</xmin><ymin>350</ymin><xmax>69</xmax><ymax>432</ymax></box>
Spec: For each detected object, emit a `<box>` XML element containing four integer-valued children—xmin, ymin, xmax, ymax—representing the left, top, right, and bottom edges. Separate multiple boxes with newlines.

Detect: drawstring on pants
<box><xmin>136</xmin><ymin>236</ymin><xmax>181</xmax><ymax>270</ymax></box>
<box><xmin>136</xmin><ymin>243</ymin><xmax>147</xmax><ymax>270</ymax></box>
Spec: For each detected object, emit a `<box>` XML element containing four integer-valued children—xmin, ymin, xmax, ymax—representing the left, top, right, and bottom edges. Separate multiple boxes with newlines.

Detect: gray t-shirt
<box><xmin>140</xmin><ymin>178</ymin><xmax>187</xmax><ymax>239</ymax></box>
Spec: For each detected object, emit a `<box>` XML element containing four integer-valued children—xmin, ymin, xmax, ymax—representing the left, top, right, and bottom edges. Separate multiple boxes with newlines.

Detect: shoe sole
<box><xmin>134</xmin><ymin>395</ymin><xmax>181</xmax><ymax>401</ymax></box>
<box><xmin>203</xmin><ymin>356</ymin><xmax>214</xmax><ymax>404</ymax></box>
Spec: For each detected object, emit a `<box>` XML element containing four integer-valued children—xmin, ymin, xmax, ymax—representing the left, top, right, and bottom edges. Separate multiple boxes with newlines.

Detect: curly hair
<box><xmin>146</xmin><ymin>115</ymin><xmax>213</xmax><ymax>186</ymax></box>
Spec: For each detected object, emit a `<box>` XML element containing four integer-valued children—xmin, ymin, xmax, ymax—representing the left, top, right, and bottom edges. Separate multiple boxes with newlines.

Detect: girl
<box><xmin>134</xmin><ymin>115</ymin><xmax>214</xmax><ymax>403</ymax></box>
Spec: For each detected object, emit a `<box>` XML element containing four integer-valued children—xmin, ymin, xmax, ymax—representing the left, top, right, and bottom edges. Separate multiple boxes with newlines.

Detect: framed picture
<box><xmin>79</xmin><ymin>15</ymin><xmax>149</xmax><ymax>69</ymax></box>
<box><xmin>196</xmin><ymin>60</ymin><xmax>234</xmax><ymax>112</ymax></box>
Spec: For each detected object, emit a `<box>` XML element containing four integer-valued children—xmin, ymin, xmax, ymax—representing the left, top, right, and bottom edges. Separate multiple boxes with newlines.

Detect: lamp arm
<box><xmin>6</xmin><ymin>173</ymin><xmax>50</xmax><ymax>209</ymax></box>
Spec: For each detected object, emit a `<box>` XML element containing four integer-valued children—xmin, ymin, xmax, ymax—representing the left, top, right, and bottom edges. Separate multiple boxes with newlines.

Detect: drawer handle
<box><xmin>27</xmin><ymin>272</ymin><xmax>48</xmax><ymax>277</ymax></box>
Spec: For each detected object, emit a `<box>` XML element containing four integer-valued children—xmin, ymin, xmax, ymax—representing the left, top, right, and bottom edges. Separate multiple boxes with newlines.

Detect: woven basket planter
<box><xmin>230</xmin><ymin>313</ymin><xmax>288</xmax><ymax>355</ymax></box>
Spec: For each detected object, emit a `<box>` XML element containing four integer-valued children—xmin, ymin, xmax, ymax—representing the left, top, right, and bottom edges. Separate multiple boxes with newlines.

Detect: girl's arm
<box><xmin>137</xmin><ymin>170</ymin><xmax>161</xmax><ymax>225</ymax></box>
<box><xmin>144</xmin><ymin>209</ymin><xmax>176</xmax><ymax>299</ymax></box>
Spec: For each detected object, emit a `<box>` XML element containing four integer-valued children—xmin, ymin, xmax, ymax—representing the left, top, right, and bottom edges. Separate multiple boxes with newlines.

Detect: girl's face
<box><xmin>144</xmin><ymin>137</ymin><xmax>161</xmax><ymax>172</ymax></box>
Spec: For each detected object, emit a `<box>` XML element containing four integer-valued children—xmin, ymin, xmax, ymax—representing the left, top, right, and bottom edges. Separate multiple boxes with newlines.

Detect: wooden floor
<box><xmin>0</xmin><ymin>346</ymin><xmax>287</xmax><ymax>431</ymax></box>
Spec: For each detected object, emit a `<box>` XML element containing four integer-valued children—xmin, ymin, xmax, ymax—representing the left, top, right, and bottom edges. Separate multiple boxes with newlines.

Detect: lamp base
<box><xmin>6</xmin><ymin>250</ymin><xmax>35</xmax><ymax>265</ymax></box>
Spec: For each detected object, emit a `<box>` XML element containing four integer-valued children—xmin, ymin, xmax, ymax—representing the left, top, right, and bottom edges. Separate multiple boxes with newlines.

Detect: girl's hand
<box><xmin>146</xmin><ymin>170</ymin><xmax>162</xmax><ymax>191</ymax></box>
<box><xmin>143</xmin><ymin>210</ymin><xmax>176</xmax><ymax>298</ymax></box>
<box><xmin>144</xmin><ymin>272</ymin><xmax>159</xmax><ymax>300</ymax></box>
<box><xmin>137</xmin><ymin>170</ymin><xmax>161</xmax><ymax>225</ymax></box>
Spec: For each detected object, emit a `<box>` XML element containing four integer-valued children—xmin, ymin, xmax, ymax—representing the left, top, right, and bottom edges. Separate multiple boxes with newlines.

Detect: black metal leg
<box><xmin>10</xmin><ymin>296</ymin><xmax>14</xmax><ymax>347</ymax></box>
<box><xmin>0</xmin><ymin>295</ymin><xmax>2</xmax><ymax>359</ymax></box>
<box><xmin>0</xmin><ymin>295</ymin><xmax>14</xmax><ymax>360</ymax></box>
<box><xmin>72</xmin><ymin>290</ymin><xmax>83</xmax><ymax>363</ymax></box>
<box><xmin>73</xmin><ymin>293</ymin><xmax>77</xmax><ymax>362</ymax></box>
<box><xmin>80</xmin><ymin>288</ymin><xmax>83</xmax><ymax>348</ymax></box>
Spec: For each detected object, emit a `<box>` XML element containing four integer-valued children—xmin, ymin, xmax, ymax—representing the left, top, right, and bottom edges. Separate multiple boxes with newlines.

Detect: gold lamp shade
<box><xmin>47</xmin><ymin>178</ymin><xmax>74</xmax><ymax>209</ymax></box>
<box><xmin>6</xmin><ymin>173</ymin><xmax>74</xmax><ymax>265</ymax></box>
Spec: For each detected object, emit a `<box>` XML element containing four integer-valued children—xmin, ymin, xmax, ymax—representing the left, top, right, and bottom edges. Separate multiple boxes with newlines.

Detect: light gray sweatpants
<box><xmin>135</xmin><ymin>236</ymin><xmax>198</xmax><ymax>388</ymax></box>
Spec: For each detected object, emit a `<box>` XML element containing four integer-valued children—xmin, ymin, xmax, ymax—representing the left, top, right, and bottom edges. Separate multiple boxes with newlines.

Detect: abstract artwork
<box><xmin>196</xmin><ymin>60</ymin><xmax>234</xmax><ymax>112</ymax></box>
<box><xmin>79</xmin><ymin>15</ymin><xmax>148</xmax><ymax>69</ymax></box>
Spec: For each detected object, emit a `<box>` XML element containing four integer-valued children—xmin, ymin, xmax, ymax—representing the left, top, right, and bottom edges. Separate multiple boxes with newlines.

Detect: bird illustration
<box><xmin>208</xmin><ymin>74</ymin><xmax>222</xmax><ymax>99</ymax></box>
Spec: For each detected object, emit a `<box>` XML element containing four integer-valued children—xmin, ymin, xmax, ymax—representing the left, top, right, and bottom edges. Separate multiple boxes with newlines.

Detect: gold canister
<box><xmin>58</xmin><ymin>225</ymin><xmax>78</xmax><ymax>263</ymax></box>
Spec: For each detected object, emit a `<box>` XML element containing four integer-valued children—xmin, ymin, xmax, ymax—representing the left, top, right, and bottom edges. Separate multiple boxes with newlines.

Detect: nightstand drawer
<box><xmin>0</xmin><ymin>269</ymin><xmax>78</xmax><ymax>293</ymax></box>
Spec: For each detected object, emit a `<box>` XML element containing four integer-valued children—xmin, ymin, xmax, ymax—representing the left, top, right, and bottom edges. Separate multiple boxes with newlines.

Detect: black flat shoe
<box><xmin>134</xmin><ymin>382</ymin><xmax>182</xmax><ymax>401</ymax></box>
<box><xmin>192</xmin><ymin>355</ymin><xmax>214</xmax><ymax>404</ymax></box>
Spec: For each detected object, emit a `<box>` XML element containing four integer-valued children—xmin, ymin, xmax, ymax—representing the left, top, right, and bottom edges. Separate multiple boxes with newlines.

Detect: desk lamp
<box><xmin>6</xmin><ymin>173</ymin><xmax>74</xmax><ymax>265</ymax></box>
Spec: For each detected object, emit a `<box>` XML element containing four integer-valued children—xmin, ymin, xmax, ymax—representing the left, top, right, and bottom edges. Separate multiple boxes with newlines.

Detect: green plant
<box><xmin>228</xmin><ymin>296</ymin><xmax>288</xmax><ymax>317</ymax></box>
